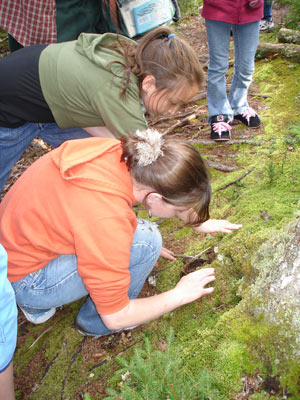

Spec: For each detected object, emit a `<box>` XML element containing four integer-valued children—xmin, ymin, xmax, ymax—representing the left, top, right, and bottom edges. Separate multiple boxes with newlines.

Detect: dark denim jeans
<box><xmin>0</xmin><ymin>122</ymin><xmax>90</xmax><ymax>194</ymax></box>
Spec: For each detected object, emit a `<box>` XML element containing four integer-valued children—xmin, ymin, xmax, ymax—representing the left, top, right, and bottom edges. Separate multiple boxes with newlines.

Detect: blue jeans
<box><xmin>11</xmin><ymin>219</ymin><xmax>162</xmax><ymax>336</ymax></box>
<box><xmin>0</xmin><ymin>122</ymin><xmax>90</xmax><ymax>194</ymax></box>
<box><xmin>0</xmin><ymin>245</ymin><xmax>17</xmax><ymax>371</ymax></box>
<box><xmin>263</xmin><ymin>0</ymin><xmax>273</xmax><ymax>21</ymax></box>
<box><xmin>205</xmin><ymin>19</ymin><xmax>260</xmax><ymax>123</ymax></box>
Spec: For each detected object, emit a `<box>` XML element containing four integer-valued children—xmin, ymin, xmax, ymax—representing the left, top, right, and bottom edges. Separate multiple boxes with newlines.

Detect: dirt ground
<box><xmin>0</xmin><ymin>6</ymin><xmax>290</xmax><ymax>399</ymax></box>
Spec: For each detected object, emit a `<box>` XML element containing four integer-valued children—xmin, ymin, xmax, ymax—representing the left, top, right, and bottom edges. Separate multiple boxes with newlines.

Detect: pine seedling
<box><xmin>104</xmin><ymin>328</ymin><xmax>221</xmax><ymax>400</ymax></box>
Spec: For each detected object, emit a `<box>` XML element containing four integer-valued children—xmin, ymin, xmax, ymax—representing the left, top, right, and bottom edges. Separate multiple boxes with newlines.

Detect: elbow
<box><xmin>102</xmin><ymin>319</ymin><xmax>121</xmax><ymax>331</ymax></box>
<box><xmin>101</xmin><ymin>313</ymin><xmax>125</xmax><ymax>331</ymax></box>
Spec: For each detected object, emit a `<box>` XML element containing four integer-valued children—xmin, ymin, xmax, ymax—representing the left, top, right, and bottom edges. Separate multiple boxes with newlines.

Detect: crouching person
<box><xmin>0</xmin><ymin>129</ymin><xmax>241</xmax><ymax>337</ymax></box>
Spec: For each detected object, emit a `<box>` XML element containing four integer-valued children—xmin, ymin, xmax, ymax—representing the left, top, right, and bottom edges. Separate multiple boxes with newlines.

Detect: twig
<box><xmin>162</xmin><ymin>113</ymin><xmax>206</xmax><ymax>136</ymax></box>
<box><xmin>191</xmin><ymin>91</ymin><xmax>206</xmax><ymax>101</ymax></box>
<box><xmin>40</xmin><ymin>353</ymin><xmax>59</xmax><ymax>382</ymax></box>
<box><xmin>0</xmin><ymin>35</ymin><xmax>8</xmax><ymax>42</ymax></box>
<box><xmin>87</xmin><ymin>338</ymin><xmax>143</xmax><ymax>372</ymax></box>
<box><xmin>189</xmin><ymin>138</ymin><xmax>257</xmax><ymax>145</ymax></box>
<box><xmin>174</xmin><ymin>246</ymin><xmax>212</xmax><ymax>261</ymax></box>
<box><xmin>61</xmin><ymin>337</ymin><xmax>87</xmax><ymax>400</ymax></box>
<box><xmin>149</xmin><ymin>108</ymin><xmax>202</xmax><ymax>125</ymax></box>
<box><xmin>249</xmin><ymin>93</ymin><xmax>270</xmax><ymax>98</ymax></box>
<box><xmin>27</xmin><ymin>317</ymin><xmax>63</xmax><ymax>349</ymax></box>
<box><xmin>206</xmin><ymin>160</ymin><xmax>235</xmax><ymax>172</ymax></box>
<box><xmin>88</xmin><ymin>359</ymin><xmax>107</xmax><ymax>372</ymax></box>
<box><xmin>214</xmin><ymin>168</ymin><xmax>254</xmax><ymax>192</ymax></box>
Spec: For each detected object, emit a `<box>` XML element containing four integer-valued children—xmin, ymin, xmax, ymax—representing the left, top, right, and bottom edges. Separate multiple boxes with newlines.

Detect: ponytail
<box><xmin>121</xmin><ymin>129</ymin><xmax>211</xmax><ymax>226</ymax></box>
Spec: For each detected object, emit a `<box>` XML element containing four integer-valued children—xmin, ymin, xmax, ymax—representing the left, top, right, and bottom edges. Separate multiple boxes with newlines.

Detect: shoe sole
<box><xmin>76</xmin><ymin>323</ymin><xmax>138</xmax><ymax>338</ymax></box>
<box><xmin>20</xmin><ymin>306</ymin><xmax>56</xmax><ymax>324</ymax></box>
<box><xmin>233</xmin><ymin>119</ymin><xmax>261</xmax><ymax>129</ymax></box>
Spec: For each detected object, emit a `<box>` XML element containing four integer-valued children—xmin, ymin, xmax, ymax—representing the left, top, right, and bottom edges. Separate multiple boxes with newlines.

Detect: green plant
<box><xmin>177</xmin><ymin>0</ymin><xmax>202</xmax><ymax>16</ymax></box>
<box><xmin>266</xmin><ymin>160</ymin><xmax>276</xmax><ymax>184</ymax></box>
<box><xmin>275</xmin><ymin>0</ymin><xmax>300</xmax><ymax>29</ymax></box>
<box><xmin>282</xmin><ymin>124</ymin><xmax>300</xmax><ymax>148</ymax></box>
<box><xmin>104</xmin><ymin>328</ymin><xmax>222</xmax><ymax>400</ymax></box>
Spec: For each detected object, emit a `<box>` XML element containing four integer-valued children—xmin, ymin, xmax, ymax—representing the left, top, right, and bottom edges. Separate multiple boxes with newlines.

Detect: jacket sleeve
<box><xmin>73</xmin><ymin>213</ymin><xmax>136</xmax><ymax>315</ymax></box>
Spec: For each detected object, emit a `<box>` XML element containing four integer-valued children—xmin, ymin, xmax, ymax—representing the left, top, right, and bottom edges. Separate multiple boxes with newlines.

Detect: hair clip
<box><xmin>168</xmin><ymin>33</ymin><xmax>176</xmax><ymax>39</ymax></box>
<box><xmin>135</xmin><ymin>129</ymin><xmax>164</xmax><ymax>167</ymax></box>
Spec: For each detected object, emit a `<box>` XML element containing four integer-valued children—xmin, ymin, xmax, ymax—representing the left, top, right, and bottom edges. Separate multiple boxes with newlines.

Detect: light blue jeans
<box><xmin>205</xmin><ymin>19</ymin><xmax>260</xmax><ymax>123</ymax></box>
<box><xmin>11</xmin><ymin>219</ymin><xmax>162</xmax><ymax>336</ymax></box>
<box><xmin>0</xmin><ymin>245</ymin><xmax>17</xmax><ymax>371</ymax></box>
<box><xmin>0</xmin><ymin>122</ymin><xmax>90</xmax><ymax>194</ymax></box>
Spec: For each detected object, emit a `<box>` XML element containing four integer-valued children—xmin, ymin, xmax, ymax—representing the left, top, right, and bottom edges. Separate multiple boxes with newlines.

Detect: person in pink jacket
<box><xmin>201</xmin><ymin>0</ymin><xmax>263</xmax><ymax>141</ymax></box>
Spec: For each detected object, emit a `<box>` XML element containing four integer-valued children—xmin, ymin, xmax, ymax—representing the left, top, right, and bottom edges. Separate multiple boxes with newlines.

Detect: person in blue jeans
<box><xmin>260</xmin><ymin>1</ymin><xmax>274</xmax><ymax>31</ymax></box>
<box><xmin>0</xmin><ymin>130</ymin><xmax>241</xmax><ymax>337</ymax></box>
<box><xmin>0</xmin><ymin>123</ymin><xmax>90</xmax><ymax>196</ymax></box>
<box><xmin>0</xmin><ymin>244</ymin><xmax>18</xmax><ymax>400</ymax></box>
<box><xmin>201</xmin><ymin>1</ymin><xmax>263</xmax><ymax>141</ymax></box>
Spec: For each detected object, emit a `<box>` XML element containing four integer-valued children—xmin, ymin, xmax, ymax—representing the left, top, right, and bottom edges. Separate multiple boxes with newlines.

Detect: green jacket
<box><xmin>39</xmin><ymin>33</ymin><xmax>147</xmax><ymax>138</ymax></box>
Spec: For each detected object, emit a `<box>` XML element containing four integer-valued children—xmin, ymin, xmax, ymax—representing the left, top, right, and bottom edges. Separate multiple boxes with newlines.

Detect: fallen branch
<box><xmin>87</xmin><ymin>338</ymin><xmax>143</xmax><ymax>372</ymax></box>
<box><xmin>61</xmin><ymin>337</ymin><xmax>87</xmax><ymax>400</ymax></box>
<box><xmin>28</xmin><ymin>323</ymin><xmax>57</xmax><ymax>349</ymax></box>
<box><xmin>174</xmin><ymin>246</ymin><xmax>212</xmax><ymax>261</ymax></box>
<box><xmin>150</xmin><ymin>107</ymin><xmax>205</xmax><ymax>125</ymax></box>
<box><xmin>249</xmin><ymin>93</ymin><xmax>270</xmax><ymax>98</ymax></box>
<box><xmin>206</xmin><ymin>160</ymin><xmax>235</xmax><ymax>172</ymax></box>
<box><xmin>278</xmin><ymin>28</ymin><xmax>300</xmax><ymax>45</ymax></box>
<box><xmin>189</xmin><ymin>138</ymin><xmax>257</xmax><ymax>145</ymax></box>
<box><xmin>214</xmin><ymin>168</ymin><xmax>254</xmax><ymax>192</ymax></box>
<box><xmin>256</xmin><ymin>42</ymin><xmax>300</xmax><ymax>62</ymax></box>
<box><xmin>162</xmin><ymin>113</ymin><xmax>206</xmax><ymax>136</ymax></box>
<box><xmin>40</xmin><ymin>353</ymin><xmax>59</xmax><ymax>382</ymax></box>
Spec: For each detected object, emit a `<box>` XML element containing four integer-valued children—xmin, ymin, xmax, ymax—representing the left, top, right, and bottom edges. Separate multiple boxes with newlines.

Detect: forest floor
<box><xmin>1</xmin><ymin>4</ymin><xmax>299</xmax><ymax>400</ymax></box>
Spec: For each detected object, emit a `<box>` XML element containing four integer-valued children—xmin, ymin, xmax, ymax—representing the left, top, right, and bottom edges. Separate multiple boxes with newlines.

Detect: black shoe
<box><xmin>210</xmin><ymin>114</ymin><xmax>232</xmax><ymax>141</ymax></box>
<box><xmin>234</xmin><ymin>107</ymin><xmax>261</xmax><ymax>128</ymax></box>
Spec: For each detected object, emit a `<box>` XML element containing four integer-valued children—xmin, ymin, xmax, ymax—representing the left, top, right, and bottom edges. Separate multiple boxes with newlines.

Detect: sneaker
<box><xmin>210</xmin><ymin>114</ymin><xmax>232</xmax><ymax>141</ymax></box>
<box><xmin>75</xmin><ymin>322</ymin><xmax>138</xmax><ymax>338</ymax></box>
<box><xmin>260</xmin><ymin>20</ymin><xmax>274</xmax><ymax>31</ymax></box>
<box><xmin>234</xmin><ymin>107</ymin><xmax>261</xmax><ymax>128</ymax></box>
<box><xmin>19</xmin><ymin>306</ymin><xmax>56</xmax><ymax>324</ymax></box>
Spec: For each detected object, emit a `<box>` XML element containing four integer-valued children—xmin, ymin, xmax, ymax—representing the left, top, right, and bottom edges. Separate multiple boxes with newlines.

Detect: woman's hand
<box><xmin>174</xmin><ymin>268</ymin><xmax>215</xmax><ymax>305</ymax></box>
<box><xmin>194</xmin><ymin>219</ymin><xmax>242</xmax><ymax>236</ymax></box>
<box><xmin>160</xmin><ymin>247</ymin><xmax>176</xmax><ymax>261</ymax></box>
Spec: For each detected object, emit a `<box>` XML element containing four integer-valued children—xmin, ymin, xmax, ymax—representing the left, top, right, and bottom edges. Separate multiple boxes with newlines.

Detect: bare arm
<box><xmin>176</xmin><ymin>209</ymin><xmax>242</xmax><ymax>236</ymax></box>
<box><xmin>83</xmin><ymin>126</ymin><xmax>116</xmax><ymax>138</ymax></box>
<box><xmin>101</xmin><ymin>268</ymin><xmax>215</xmax><ymax>330</ymax></box>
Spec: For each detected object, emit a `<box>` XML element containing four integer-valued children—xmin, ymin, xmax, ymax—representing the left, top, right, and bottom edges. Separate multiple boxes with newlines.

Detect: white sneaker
<box><xmin>19</xmin><ymin>306</ymin><xmax>56</xmax><ymax>324</ymax></box>
<box><xmin>260</xmin><ymin>20</ymin><xmax>274</xmax><ymax>31</ymax></box>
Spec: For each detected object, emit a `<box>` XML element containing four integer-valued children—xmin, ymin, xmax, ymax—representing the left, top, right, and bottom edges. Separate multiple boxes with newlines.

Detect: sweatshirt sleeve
<box><xmin>73</xmin><ymin>214</ymin><xmax>136</xmax><ymax>315</ymax></box>
<box><xmin>91</xmin><ymin>84</ymin><xmax>147</xmax><ymax>139</ymax></box>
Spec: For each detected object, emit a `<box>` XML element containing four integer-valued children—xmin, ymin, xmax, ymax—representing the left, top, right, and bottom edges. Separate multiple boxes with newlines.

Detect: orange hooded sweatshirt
<box><xmin>0</xmin><ymin>137</ymin><xmax>137</xmax><ymax>314</ymax></box>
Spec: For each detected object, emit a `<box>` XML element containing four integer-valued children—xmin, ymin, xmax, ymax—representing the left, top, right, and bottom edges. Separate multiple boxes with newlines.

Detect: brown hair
<box><xmin>107</xmin><ymin>26</ymin><xmax>204</xmax><ymax>99</ymax></box>
<box><xmin>121</xmin><ymin>133</ymin><xmax>211</xmax><ymax>226</ymax></box>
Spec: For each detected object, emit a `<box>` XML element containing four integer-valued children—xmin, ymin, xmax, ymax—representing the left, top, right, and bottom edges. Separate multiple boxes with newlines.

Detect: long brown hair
<box><xmin>121</xmin><ymin>133</ymin><xmax>211</xmax><ymax>226</ymax></box>
<box><xmin>107</xmin><ymin>26</ymin><xmax>204</xmax><ymax>98</ymax></box>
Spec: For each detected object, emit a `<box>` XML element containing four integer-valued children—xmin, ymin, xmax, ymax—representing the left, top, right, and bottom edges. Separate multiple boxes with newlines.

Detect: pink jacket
<box><xmin>201</xmin><ymin>0</ymin><xmax>263</xmax><ymax>24</ymax></box>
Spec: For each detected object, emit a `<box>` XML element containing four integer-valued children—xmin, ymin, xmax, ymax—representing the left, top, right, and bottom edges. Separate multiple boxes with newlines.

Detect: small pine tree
<box><xmin>104</xmin><ymin>328</ymin><xmax>222</xmax><ymax>400</ymax></box>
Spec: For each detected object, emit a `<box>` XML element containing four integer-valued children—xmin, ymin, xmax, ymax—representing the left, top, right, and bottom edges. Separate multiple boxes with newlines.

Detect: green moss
<box><xmin>173</xmin><ymin>225</ymin><xmax>193</xmax><ymax>239</ymax></box>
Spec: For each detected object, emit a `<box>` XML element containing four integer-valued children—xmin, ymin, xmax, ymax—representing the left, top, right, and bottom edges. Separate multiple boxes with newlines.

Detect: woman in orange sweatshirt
<box><xmin>0</xmin><ymin>129</ymin><xmax>241</xmax><ymax>336</ymax></box>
